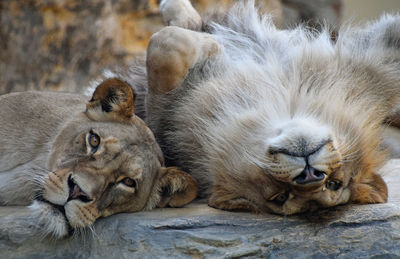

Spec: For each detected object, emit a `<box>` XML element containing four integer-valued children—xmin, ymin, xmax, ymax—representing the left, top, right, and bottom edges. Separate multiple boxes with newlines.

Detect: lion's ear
<box><xmin>350</xmin><ymin>172</ymin><xmax>388</xmax><ymax>204</ymax></box>
<box><xmin>86</xmin><ymin>78</ymin><xmax>135</xmax><ymax>122</ymax></box>
<box><xmin>156</xmin><ymin>167</ymin><xmax>197</xmax><ymax>208</ymax></box>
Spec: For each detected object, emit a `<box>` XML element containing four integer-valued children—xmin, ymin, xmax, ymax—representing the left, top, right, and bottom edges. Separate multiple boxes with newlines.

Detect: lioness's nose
<box><xmin>293</xmin><ymin>165</ymin><xmax>325</xmax><ymax>185</ymax></box>
<box><xmin>67</xmin><ymin>175</ymin><xmax>92</xmax><ymax>203</ymax></box>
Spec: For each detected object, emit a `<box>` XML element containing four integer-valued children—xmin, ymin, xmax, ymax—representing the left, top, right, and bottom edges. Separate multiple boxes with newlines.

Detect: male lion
<box><xmin>0</xmin><ymin>78</ymin><xmax>197</xmax><ymax>238</ymax></box>
<box><xmin>144</xmin><ymin>0</ymin><xmax>400</xmax><ymax>215</ymax></box>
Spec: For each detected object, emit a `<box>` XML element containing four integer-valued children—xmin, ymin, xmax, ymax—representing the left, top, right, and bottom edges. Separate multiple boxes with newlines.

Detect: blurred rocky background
<box><xmin>0</xmin><ymin>0</ymin><xmax>161</xmax><ymax>94</ymax></box>
<box><xmin>0</xmin><ymin>0</ymin><xmax>343</xmax><ymax>94</ymax></box>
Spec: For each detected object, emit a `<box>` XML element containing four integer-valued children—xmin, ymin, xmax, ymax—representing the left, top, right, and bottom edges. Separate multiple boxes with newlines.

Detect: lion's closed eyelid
<box><xmin>268</xmin><ymin>192</ymin><xmax>293</xmax><ymax>205</ymax></box>
<box><xmin>268</xmin><ymin>193</ymin><xmax>282</xmax><ymax>201</ymax></box>
<box><xmin>119</xmin><ymin>177</ymin><xmax>137</xmax><ymax>188</ymax></box>
<box><xmin>116</xmin><ymin>175</ymin><xmax>140</xmax><ymax>183</ymax></box>
<box><xmin>325</xmin><ymin>179</ymin><xmax>342</xmax><ymax>191</ymax></box>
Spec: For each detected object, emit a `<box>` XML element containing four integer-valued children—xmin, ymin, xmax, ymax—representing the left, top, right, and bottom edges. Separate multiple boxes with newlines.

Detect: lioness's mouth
<box><xmin>67</xmin><ymin>175</ymin><xmax>92</xmax><ymax>203</ymax></box>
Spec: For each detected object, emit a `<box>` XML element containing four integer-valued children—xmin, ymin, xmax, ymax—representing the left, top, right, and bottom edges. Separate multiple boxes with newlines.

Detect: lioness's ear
<box><xmin>86</xmin><ymin>78</ymin><xmax>135</xmax><ymax>122</ymax></box>
<box><xmin>350</xmin><ymin>172</ymin><xmax>388</xmax><ymax>204</ymax></box>
<box><xmin>157</xmin><ymin>167</ymin><xmax>197</xmax><ymax>208</ymax></box>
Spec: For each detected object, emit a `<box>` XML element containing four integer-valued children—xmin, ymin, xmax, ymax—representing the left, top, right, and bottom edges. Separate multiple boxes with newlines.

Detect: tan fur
<box><xmin>157</xmin><ymin>167</ymin><xmax>198</xmax><ymax>207</ymax></box>
<box><xmin>160</xmin><ymin>0</ymin><xmax>203</xmax><ymax>31</ymax></box>
<box><xmin>147</xmin><ymin>26</ymin><xmax>220</xmax><ymax>95</ymax></box>
<box><xmin>145</xmin><ymin>1</ymin><xmax>399</xmax><ymax>215</ymax></box>
<box><xmin>0</xmin><ymin>79</ymin><xmax>197</xmax><ymax>238</ymax></box>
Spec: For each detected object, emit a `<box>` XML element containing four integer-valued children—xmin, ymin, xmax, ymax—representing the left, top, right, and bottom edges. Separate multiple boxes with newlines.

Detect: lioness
<box><xmin>144</xmin><ymin>0</ymin><xmax>400</xmax><ymax>214</ymax></box>
<box><xmin>0</xmin><ymin>78</ymin><xmax>197</xmax><ymax>238</ymax></box>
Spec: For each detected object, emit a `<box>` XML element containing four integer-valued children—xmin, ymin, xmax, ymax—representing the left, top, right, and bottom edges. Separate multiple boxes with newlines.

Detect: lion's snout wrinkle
<box><xmin>268</xmin><ymin>134</ymin><xmax>331</xmax><ymax>186</ymax></box>
<box><xmin>268</xmin><ymin>138</ymin><xmax>331</xmax><ymax>158</ymax></box>
<box><xmin>265</xmin><ymin>118</ymin><xmax>339</xmax><ymax>186</ymax></box>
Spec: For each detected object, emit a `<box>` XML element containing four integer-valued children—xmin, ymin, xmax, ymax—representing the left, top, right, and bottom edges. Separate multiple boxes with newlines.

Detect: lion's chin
<box><xmin>29</xmin><ymin>200</ymin><xmax>71</xmax><ymax>239</ymax></box>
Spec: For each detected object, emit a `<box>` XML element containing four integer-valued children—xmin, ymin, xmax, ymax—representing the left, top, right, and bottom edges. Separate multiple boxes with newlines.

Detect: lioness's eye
<box><xmin>121</xmin><ymin>177</ymin><xmax>137</xmax><ymax>188</ymax></box>
<box><xmin>270</xmin><ymin>192</ymin><xmax>289</xmax><ymax>206</ymax></box>
<box><xmin>89</xmin><ymin>131</ymin><xmax>100</xmax><ymax>149</ymax></box>
<box><xmin>326</xmin><ymin>180</ymin><xmax>342</xmax><ymax>191</ymax></box>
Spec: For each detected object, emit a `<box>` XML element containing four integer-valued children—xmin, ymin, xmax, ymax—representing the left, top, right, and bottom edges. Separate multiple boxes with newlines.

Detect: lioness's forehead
<box><xmin>62</xmin><ymin>116</ymin><xmax>162</xmax><ymax>162</ymax></box>
<box><xmin>93</xmin><ymin>120</ymin><xmax>154</xmax><ymax>142</ymax></box>
<box><xmin>102</xmin><ymin>120</ymin><xmax>163</xmax><ymax>163</ymax></box>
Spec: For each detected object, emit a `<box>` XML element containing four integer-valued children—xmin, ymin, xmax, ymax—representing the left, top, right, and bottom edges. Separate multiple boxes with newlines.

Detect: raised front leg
<box><xmin>146</xmin><ymin>26</ymin><xmax>221</xmax><ymax>94</ymax></box>
<box><xmin>160</xmin><ymin>0</ymin><xmax>202</xmax><ymax>31</ymax></box>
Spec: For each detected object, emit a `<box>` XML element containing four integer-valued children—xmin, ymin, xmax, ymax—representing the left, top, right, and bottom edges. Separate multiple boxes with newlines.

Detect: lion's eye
<box><xmin>326</xmin><ymin>180</ymin><xmax>342</xmax><ymax>191</ymax></box>
<box><xmin>88</xmin><ymin>131</ymin><xmax>100</xmax><ymax>150</ymax></box>
<box><xmin>121</xmin><ymin>177</ymin><xmax>137</xmax><ymax>188</ymax></box>
<box><xmin>270</xmin><ymin>192</ymin><xmax>289</xmax><ymax>206</ymax></box>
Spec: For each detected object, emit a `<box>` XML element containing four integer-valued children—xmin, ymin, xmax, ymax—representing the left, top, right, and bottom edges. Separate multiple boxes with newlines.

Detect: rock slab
<box><xmin>2</xmin><ymin>159</ymin><xmax>400</xmax><ymax>259</ymax></box>
<box><xmin>1</xmin><ymin>202</ymin><xmax>400</xmax><ymax>258</ymax></box>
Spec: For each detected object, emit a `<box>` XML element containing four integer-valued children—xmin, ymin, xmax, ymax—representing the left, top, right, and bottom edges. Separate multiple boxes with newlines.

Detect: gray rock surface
<box><xmin>2</xmin><ymin>160</ymin><xmax>400</xmax><ymax>258</ymax></box>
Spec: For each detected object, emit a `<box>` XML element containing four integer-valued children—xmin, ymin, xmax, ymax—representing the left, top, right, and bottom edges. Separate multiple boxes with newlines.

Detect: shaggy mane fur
<box><xmin>145</xmin><ymin>0</ymin><xmax>400</xmax><ymax>213</ymax></box>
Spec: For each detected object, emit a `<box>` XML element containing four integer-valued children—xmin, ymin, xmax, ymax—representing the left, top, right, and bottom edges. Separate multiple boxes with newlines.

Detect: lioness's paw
<box><xmin>155</xmin><ymin>167</ymin><xmax>198</xmax><ymax>208</ymax></box>
<box><xmin>160</xmin><ymin>0</ymin><xmax>202</xmax><ymax>31</ymax></box>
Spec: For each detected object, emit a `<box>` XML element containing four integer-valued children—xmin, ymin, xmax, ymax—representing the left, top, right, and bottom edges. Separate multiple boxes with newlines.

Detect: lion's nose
<box><xmin>293</xmin><ymin>165</ymin><xmax>326</xmax><ymax>185</ymax></box>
